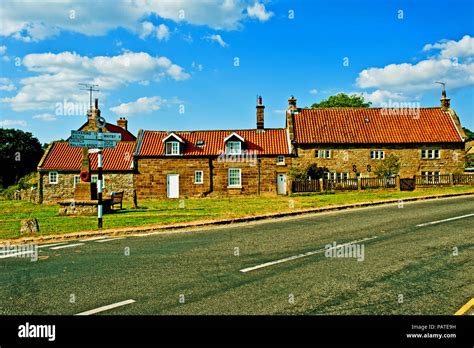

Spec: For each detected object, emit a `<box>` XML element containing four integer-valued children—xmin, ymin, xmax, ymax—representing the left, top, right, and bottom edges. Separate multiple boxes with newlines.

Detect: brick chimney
<box><xmin>286</xmin><ymin>95</ymin><xmax>296</xmax><ymax>143</ymax></box>
<box><xmin>117</xmin><ymin>117</ymin><xmax>128</xmax><ymax>130</ymax></box>
<box><xmin>288</xmin><ymin>95</ymin><xmax>297</xmax><ymax>111</ymax></box>
<box><xmin>440</xmin><ymin>89</ymin><xmax>451</xmax><ymax>111</ymax></box>
<box><xmin>87</xmin><ymin>98</ymin><xmax>101</xmax><ymax>129</ymax></box>
<box><xmin>256</xmin><ymin>96</ymin><xmax>265</xmax><ymax>130</ymax></box>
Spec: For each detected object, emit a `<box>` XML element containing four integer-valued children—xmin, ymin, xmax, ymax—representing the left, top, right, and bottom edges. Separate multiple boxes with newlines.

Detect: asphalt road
<box><xmin>0</xmin><ymin>196</ymin><xmax>473</xmax><ymax>315</ymax></box>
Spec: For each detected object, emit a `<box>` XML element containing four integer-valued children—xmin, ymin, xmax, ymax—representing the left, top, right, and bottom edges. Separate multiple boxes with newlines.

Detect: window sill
<box><xmin>227</xmin><ymin>186</ymin><xmax>242</xmax><ymax>189</ymax></box>
<box><xmin>194</xmin><ymin>182</ymin><xmax>204</xmax><ymax>185</ymax></box>
<box><xmin>276</xmin><ymin>162</ymin><xmax>286</xmax><ymax>166</ymax></box>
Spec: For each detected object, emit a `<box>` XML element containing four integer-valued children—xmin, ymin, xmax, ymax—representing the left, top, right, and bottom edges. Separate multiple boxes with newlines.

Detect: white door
<box><xmin>277</xmin><ymin>174</ymin><xmax>287</xmax><ymax>194</ymax></box>
<box><xmin>167</xmin><ymin>174</ymin><xmax>179</xmax><ymax>198</ymax></box>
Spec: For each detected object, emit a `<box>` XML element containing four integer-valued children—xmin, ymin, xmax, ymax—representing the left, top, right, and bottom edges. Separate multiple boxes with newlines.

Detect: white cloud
<box><xmin>423</xmin><ymin>35</ymin><xmax>474</xmax><ymax>59</ymax></box>
<box><xmin>139</xmin><ymin>21</ymin><xmax>155</xmax><ymax>39</ymax></box>
<box><xmin>156</xmin><ymin>24</ymin><xmax>170</xmax><ymax>41</ymax></box>
<box><xmin>32</xmin><ymin>113</ymin><xmax>57</xmax><ymax>122</ymax></box>
<box><xmin>356</xmin><ymin>35</ymin><xmax>474</xmax><ymax>103</ymax></box>
<box><xmin>140</xmin><ymin>21</ymin><xmax>170</xmax><ymax>41</ymax></box>
<box><xmin>0</xmin><ymin>77</ymin><xmax>16</xmax><ymax>91</ymax></box>
<box><xmin>358</xmin><ymin>90</ymin><xmax>409</xmax><ymax>105</ymax></box>
<box><xmin>0</xmin><ymin>45</ymin><xmax>6</xmax><ymax>55</ymax></box>
<box><xmin>246</xmin><ymin>2</ymin><xmax>273</xmax><ymax>22</ymax></box>
<box><xmin>309</xmin><ymin>89</ymin><xmax>318</xmax><ymax>95</ymax></box>
<box><xmin>205</xmin><ymin>34</ymin><xmax>229</xmax><ymax>48</ymax></box>
<box><xmin>110</xmin><ymin>96</ymin><xmax>162</xmax><ymax>115</ymax></box>
<box><xmin>2</xmin><ymin>51</ymin><xmax>190</xmax><ymax>111</ymax></box>
<box><xmin>0</xmin><ymin>119</ymin><xmax>27</xmax><ymax>127</ymax></box>
<box><xmin>0</xmin><ymin>1</ymin><xmax>273</xmax><ymax>42</ymax></box>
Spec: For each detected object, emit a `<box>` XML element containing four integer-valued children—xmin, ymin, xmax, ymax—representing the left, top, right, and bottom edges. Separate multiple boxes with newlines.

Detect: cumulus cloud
<box><xmin>2</xmin><ymin>51</ymin><xmax>190</xmax><ymax>111</ymax></box>
<box><xmin>355</xmin><ymin>35</ymin><xmax>474</xmax><ymax>104</ymax></box>
<box><xmin>140</xmin><ymin>21</ymin><xmax>170</xmax><ymax>41</ymax></box>
<box><xmin>0</xmin><ymin>77</ymin><xmax>16</xmax><ymax>91</ymax></box>
<box><xmin>309</xmin><ymin>89</ymin><xmax>318</xmax><ymax>95</ymax></box>
<box><xmin>0</xmin><ymin>119</ymin><xmax>27</xmax><ymax>127</ymax></box>
<box><xmin>110</xmin><ymin>96</ymin><xmax>162</xmax><ymax>115</ymax></box>
<box><xmin>0</xmin><ymin>1</ymin><xmax>273</xmax><ymax>42</ymax></box>
<box><xmin>32</xmin><ymin>113</ymin><xmax>57</xmax><ymax>122</ymax></box>
<box><xmin>205</xmin><ymin>34</ymin><xmax>229</xmax><ymax>48</ymax></box>
<box><xmin>247</xmin><ymin>2</ymin><xmax>274</xmax><ymax>22</ymax></box>
<box><xmin>423</xmin><ymin>35</ymin><xmax>474</xmax><ymax>59</ymax></box>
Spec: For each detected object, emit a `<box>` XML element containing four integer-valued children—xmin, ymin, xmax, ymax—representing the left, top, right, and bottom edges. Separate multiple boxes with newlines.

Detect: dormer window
<box><xmin>166</xmin><ymin>141</ymin><xmax>180</xmax><ymax>155</ymax></box>
<box><xmin>226</xmin><ymin>141</ymin><xmax>241</xmax><ymax>155</ymax></box>
<box><xmin>224</xmin><ymin>132</ymin><xmax>244</xmax><ymax>155</ymax></box>
<box><xmin>162</xmin><ymin>132</ymin><xmax>184</xmax><ymax>156</ymax></box>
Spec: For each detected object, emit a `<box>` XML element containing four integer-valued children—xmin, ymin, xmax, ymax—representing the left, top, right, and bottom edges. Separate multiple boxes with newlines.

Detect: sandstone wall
<box><xmin>40</xmin><ymin>172</ymin><xmax>134</xmax><ymax>203</ymax></box>
<box><xmin>294</xmin><ymin>144</ymin><xmax>465</xmax><ymax>178</ymax></box>
<box><xmin>134</xmin><ymin>156</ymin><xmax>292</xmax><ymax>199</ymax></box>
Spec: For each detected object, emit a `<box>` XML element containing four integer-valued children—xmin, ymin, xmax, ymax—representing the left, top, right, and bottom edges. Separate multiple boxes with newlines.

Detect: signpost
<box><xmin>68</xmin><ymin>117</ymin><xmax>121</xmax><ymax>228</ymax></box>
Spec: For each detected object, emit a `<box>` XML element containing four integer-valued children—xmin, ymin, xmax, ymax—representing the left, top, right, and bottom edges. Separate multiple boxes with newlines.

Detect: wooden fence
<box><xmin>361</xmin><ymin>177</ymin><xmax>396</xmax><ymax>189</ymax></box>
<box><xmin>415</xmin><ymin>174</ymin><xmax>474</xmax><ymax>187</ymax></box>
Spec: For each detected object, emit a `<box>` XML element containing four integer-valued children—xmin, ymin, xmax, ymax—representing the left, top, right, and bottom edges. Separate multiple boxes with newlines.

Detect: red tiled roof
<box><xmin>293</xmin><ymin>108</ymin><xmax>463</xmax><ymax>144</ymax></box>
<box><xmin>39</xmin><ymin>141</ymin><xmax>135</xmax><ymax>171</ymax></box>
<box><xmin>137</xmin><ymin>129</ymin><xmax>290</xmax><ymax>156</ymax></box>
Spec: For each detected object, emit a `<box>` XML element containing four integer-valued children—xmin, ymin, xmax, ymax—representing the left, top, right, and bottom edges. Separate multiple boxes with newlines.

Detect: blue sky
<box><xmin>0</xmin><ymin>0</ymin><xmax>473</xmax><ymax>143</ymax></box>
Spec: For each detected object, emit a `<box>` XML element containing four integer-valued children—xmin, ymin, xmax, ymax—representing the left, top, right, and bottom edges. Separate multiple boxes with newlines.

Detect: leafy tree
<box><xmin>0</xmin><ymin>129</ymin><xmax>44</xmax><ymax>188</ymax></box>
<box><xmin>311</xmin><ymin>93</ymin><xmax>371</xmax><ymax>108</ymax></box>
<box><xmin>462</xmin><ymin>127</ymin><xmax>474</xmax><ymax>141</ymax></box>
<box><xmin>288</xmin><ymin>159</ymin><xmax>327</xmax><ymax>180</ymax></box>
<box><xmin>374</xmin><ymin>154</ymin><xmax>401</xmax><ymax>178</ymax></box>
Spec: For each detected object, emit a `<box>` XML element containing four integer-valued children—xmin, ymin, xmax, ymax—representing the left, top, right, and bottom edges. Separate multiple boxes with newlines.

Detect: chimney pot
<box><xmin>288</xmin><ymin>95</ymin><xmax>297</xmax><ymax>110</ymax></box>
<box><xmin>117</xmin><ymin>117</ymin><xmax>128</xmax><ymax>131</ymax></box>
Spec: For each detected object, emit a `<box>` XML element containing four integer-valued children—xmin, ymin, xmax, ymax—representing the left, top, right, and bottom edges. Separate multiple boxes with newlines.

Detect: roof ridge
<box><xmin>144</xmin><ymin>128</ymin><xmax>287</xmax><ymax>133</ymax></box>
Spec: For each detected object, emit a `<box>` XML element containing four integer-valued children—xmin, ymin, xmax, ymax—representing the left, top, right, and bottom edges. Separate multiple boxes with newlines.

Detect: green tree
<box><xmin>374</xmin><ymin>154</ymin><xmax>401</xmax><ymax>178</ymax></box>
<box><xmin>311</xmin><ymin>93</ymin><xmax>371</xmax><ymax>108</ymax></box>
<box><xmin>462</xmin><ymin>127</ymin><xmax>474</xmax><ymax>141</ymax></box>
<box><xmin>0</xmin><ymin>129</ymin><xmax>44</xmax><ymax>188</ymax></box>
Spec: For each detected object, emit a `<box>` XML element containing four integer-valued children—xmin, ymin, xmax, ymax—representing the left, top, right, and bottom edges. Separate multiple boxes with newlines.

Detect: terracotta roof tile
<box><xmin>39</xmin><ymin>141</ymin><xmax>135</xmax><ymax>171</ymax></box>
<box><xmin>137</xmin><ymin>129</ymin><xmax>290</xmax><ymax>157</ymax></box>
<box><xmin>293</xmin><ymin>108</ymin><xmax>463</xmax><ymax>144</ymax></box>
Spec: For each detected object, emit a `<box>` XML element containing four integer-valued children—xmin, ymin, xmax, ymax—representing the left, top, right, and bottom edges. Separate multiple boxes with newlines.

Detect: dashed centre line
<box><xmin>95</xmin><ymin>238</ymin><xmax>125</xmax><ymax>243</ymax></box>
<box><xmin>50</xmin><ymin>243</ymin><xmax>84</xmax><ymax>250</ymax></box>
<box><xmin>75</xmin><ymin>299</ymin><xmax>136</xmax><ymax>315</ymax></box>
<box><xmin>416</xmin><ymin>213</ymin><xmax>474</xmax><ymax>227</ymax></box>
<box><xmin>240</xmin><ymin>236</ymin><xmax>378</xmax><ymax>273</ymax></box>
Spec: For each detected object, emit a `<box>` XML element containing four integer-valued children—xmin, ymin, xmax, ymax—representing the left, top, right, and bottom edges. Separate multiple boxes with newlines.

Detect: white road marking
<box><xmin>416</xmin><ymin>213</ymin><xmax>474</xmax><ymax>227</ymax></box>
<box><xmin>80</xmin><ymin>236</ymin><xmax>108</xmax><ymax>242</ymax></box>
<box><xmin>95</xmin><ymin>238</ymin><xmax>125</xmax><ymax>243</ymax></box>
<box><xmin>50</xmin><ymin>243</ymin><xmax>84</xmax><ymax>250</ymax></box>
<box><xmin>37</xmin><ymin>243</ymin><xmax>67</xmax><ymax>248</ymax></box>
<box><xmin>240</xmin><ymin>236</ymin><xmax>378</xmax><ymax>273</ymax></box>
<box><xmin>75</xmin><ymin>299</ymin><xmax>136</xmax><ymax>315</ymax></box>
<box><xmin>0</xmin><ymin>250</ymin><xmax>35</xmax><ymax>259</ymax></box>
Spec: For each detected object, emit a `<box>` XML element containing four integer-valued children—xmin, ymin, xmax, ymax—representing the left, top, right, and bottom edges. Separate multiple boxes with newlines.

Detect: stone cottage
<box><xmin>37</xmin><ymin>101</ymin><xmax>136</xmax><ymax>203</ymax></box>
<box><xmin>134</xmin><ymin>98</ymin><xmax>292</xmax><ymax>199</ymax></box>
<box><xmin>285</xmin><ymin>94</ymin><xmax>466</xmax><ymax>180</ymax></box>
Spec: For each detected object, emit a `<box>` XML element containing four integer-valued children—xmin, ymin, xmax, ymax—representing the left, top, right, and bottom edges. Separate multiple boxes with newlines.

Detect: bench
<box><xmin>110</xmin><ymin>191</ymin><xmax>124</xmax><ymax>210</ymax></box>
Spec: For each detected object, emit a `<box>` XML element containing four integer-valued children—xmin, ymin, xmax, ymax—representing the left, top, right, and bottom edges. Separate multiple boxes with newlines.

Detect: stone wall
<box><xmin>134</xmin><ymin>156</ymin><xmax>292</xmax><ymax>199</ymax></box>
<box><xmin>294</xmin><ymin>144</ymin><xmax>465</xmax><ymax>178</ymax></box>
<box><xmin>39</xmin><ymin>172</ymin><xmax>134</xmax><ymax>203</ymax></box>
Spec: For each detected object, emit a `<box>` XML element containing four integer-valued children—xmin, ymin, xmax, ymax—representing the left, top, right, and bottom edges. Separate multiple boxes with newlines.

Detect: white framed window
<box><xmin>49</xmin><ymin>171</ymin><xmax>58</xmax><ymax>184</ymax></box>
<box><xmin>195</xmin><ymin>170</ymin><xmax>203</xmax><ymax>184</ymax></box>
<box><xmin>226</xmin><ymin>141</ymin><xmax>242</xmax><ymax>155</ymax></box>
<box><xmin>421</xmin><ymin>171</ymin><xmax>440</xmax><ymax>183</ymax></box>
<box><xmin>315</xmin><ymin>149</ymin><xmax>331</xmax><ymax>159</ymax></box>
<box><xmin>228</xmin><ymin>168</ymin><xmax>241</xmax><ymax>187</ymax></box>
<box><xmin>277</xmin><ymin>155</ymin><xmax>285</xmax><ymax>165</ymax></box>
<box><xmin>370</xmin><ymin>150</ymin><xmax>385</xmax><ymax>159</ymax></box>
<box><xmin>336</xmin><ymin>172</ymin><xmax>349</xmax><ymax>180</ymax></box>
<box><xmin>73</xmin><ymin>175</ymin><xmax>81</xmax><ymax>188</ymax></box>
<box><xmin>165</xmin><ymin>141</ymin><xmax>181</xmax><ymax>155</ymax></box>
<box><xmin>324</xmin><ymin>172</ymin><xmax>336</xmax><ymax>180</ymax></box>
<box><xmin>421</xmin><ymin>148</ymin><xmax>440</xmax><ymax>159</ymax></box>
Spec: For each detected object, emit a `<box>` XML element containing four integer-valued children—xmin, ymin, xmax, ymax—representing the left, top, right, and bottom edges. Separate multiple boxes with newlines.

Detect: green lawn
<box><xmin>0</xmin><ymin>186</ymin><xmax>473</xmax><ymax>239</ymax></box>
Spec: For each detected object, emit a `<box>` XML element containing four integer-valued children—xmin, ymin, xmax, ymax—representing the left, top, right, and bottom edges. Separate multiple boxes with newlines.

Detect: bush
<box><xmin>288</xmin><ymin>159</ymin><xmax>327</xmax><ymax>180</ymax></box>
<box><xmin>0</xmin><ymin>184</ymin><xmax>20</xmax><ymax>200</ymax></box>
<box><xmin>18</xmin><ymin>172</ymin><xmax>38</xmax><ymax>190</ymax></box>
